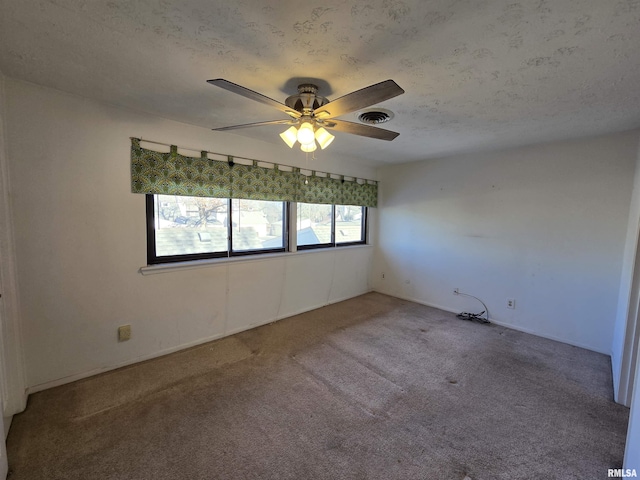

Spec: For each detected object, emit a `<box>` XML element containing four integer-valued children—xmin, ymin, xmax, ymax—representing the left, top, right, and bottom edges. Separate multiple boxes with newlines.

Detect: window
<box><xmin>335</xmin><ymin>205</ymin><xmax>366</xmax><ymax>245</ymax></box>
<box><xmin>146</xmin><ymin>195</ymin><xmax>367</xmax><ymax>265</ymax></box>
<box><xmin>231</xmin><ymin>198</ymin><xmax>286</xmax><ymax>253</ymax></box>
<box><xmin>297</xmin><ymin>203</ymin><xmax>366</xmax><ymax>250</ymax></box>
<box><xmin>146</xmin><ymin>194</ymin><xmax>286</xmax><ymax>264</ymax></box>
<box><xmin>296</xmin><ymin>202</ymin><xmax>333</xmax><ymax>248</ymax></box>
<box><xmin>135</xmin><ymin>140</ymin><xmax>376</xmax><ymax>266</ymax></box>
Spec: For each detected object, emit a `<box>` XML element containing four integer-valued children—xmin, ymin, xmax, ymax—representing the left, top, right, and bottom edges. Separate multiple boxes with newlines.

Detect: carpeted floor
<box><xmin>6</xmin><ymin>293</ymin><xmax>629</xmax><ymax>480</ymax></box>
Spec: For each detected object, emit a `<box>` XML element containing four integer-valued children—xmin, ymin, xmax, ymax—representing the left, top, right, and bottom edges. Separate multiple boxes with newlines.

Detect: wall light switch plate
<box><xmin>118</xmin><ymin>325</ymin><xmax>131</xmax><ymax>342</ymax></box>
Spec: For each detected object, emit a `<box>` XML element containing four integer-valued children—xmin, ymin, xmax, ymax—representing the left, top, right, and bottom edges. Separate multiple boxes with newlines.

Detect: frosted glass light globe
<box><xmin>279</xmin><ymin>126</ymin><xmax>298</xmax><ymax>148</ymax></box>
<box><xmin>297</xmin><ymin>122</ymin><xmax>315</xmax><ymax>145</ymax></box>
<box><xmin>314</xmin><ymin>127</ymin><xmax>335</xmax><ymax>150</ymax></box>
<box><xmin>300</xmin><ymin>141</ymin><xmax>317</xmax><ymax>153</ymax></box>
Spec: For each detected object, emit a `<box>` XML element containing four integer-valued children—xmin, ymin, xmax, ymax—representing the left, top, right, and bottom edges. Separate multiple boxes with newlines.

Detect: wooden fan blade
<box><xmin>314</xmin><ymin>80</ymin><xmax>404</xmax><ymax>119</ymax></box>
<box><xmin>322</xmin><ymin>119</ymin><xmax>400</xmax><ymax>141</ymax></box>
<box><xmin>212</xmin><ymin>119</ymin><xmax>295</xmax><ymax>132</ymax></box>
<box><xmin>207</xmin><ymin>79</ymin><xmax>301</xmax><ymax>118</ymax></box>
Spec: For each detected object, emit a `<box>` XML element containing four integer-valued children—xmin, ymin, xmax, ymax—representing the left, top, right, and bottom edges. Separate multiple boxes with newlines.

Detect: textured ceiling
<box><xmin>1</xmin><ymin>0</ymin><xmax>640</xmax><ymax>166</ymax></box>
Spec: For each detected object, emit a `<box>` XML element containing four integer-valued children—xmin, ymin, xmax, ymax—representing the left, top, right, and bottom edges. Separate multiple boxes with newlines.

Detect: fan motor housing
<box><xmin>285</xmin><ymin>83</ymin><xmax>329</xmax><ymax>114</ymax></box>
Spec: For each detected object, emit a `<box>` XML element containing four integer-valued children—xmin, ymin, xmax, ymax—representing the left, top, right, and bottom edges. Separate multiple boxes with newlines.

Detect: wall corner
<box><xmin>0</xmin><ymin>72</ymin><xmax>29</xmax><ymax>417</ymax></box>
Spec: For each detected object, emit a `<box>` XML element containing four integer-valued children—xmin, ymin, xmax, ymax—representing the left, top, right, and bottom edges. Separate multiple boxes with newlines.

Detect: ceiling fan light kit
<box><xmin>279</xmin><ymin>123</ymin><xmax>335</xmax><ymax>152</ymax></box>
<box><xmin>207</xmin><ymin>78</ymin><xmax>405</xmax><ymax>154</ymax></box>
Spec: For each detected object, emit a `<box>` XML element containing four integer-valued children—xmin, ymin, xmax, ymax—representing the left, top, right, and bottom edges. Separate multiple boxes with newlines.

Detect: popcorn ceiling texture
<box><xmin>1</xmin><ymin>0</ymin><xmax>639</xmax><ymax>165</ymax></box>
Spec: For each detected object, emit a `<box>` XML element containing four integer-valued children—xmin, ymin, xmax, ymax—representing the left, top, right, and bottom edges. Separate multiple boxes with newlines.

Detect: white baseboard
<box><xmin>374</xmin><ymin>289</ymin><xmax>610</xmax><ymax>356</ymax></box>
<box><xmin>27</xmin><ymin>331</ymin><xmax>225</xmax><ymax>394</ymax></box>
<box><xmin>3</xmin><ymin>415</ymin><xmax>11</xmax><ymax>438</ymax></box>
<box><xmin>218</xmin><ymin>289</ymin><xmax>372</xmax><ymax>337</ymax></box>
<box><xmin>27</xmin><ymin>289</ymin><xmax>373</xmax><ymax>394</ymax></box>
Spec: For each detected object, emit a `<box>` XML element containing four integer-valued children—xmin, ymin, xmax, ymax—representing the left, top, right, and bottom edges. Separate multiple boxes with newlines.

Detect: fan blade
<box><xmin>322</xmin><ymin>119</ymin><xmax>399</xmax><ymax>141</ymax></box>
<box><xmin>314</xmin><ymin>80</ymin><xmax>404</xmax><ymax>119</ymax></box>
<box><xmin>207</xmin><ymin>79</ymin><xmax>301</xmax><ymax>118</ymax></box>
<box><xmin>212</xmin><ymin>119</ymin><xmax>295</xmax><ymax>132</ymax></box>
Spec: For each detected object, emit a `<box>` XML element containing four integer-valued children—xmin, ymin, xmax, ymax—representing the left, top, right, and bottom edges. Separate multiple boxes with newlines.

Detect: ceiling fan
<box><xmin>207</xmin><ymin>78</ymin><xmax>405</xmax><ymax>153</ymax></box>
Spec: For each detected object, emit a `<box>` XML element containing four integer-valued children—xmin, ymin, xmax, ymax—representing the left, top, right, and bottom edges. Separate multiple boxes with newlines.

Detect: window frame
<box><xmin>296</xmin><ymin>204</ymin><xmax>367</xmax><ymax>251</ymax></box>
<box><xmin>146</xmin><ymin>195</ymin><xmax>368</xmax><ymax>266</ymax></box>
<box><xmin>296</xmin><ymin>204</ymin><xmax>335</xmax><ymax>251</ymax></box>
<box><xmin>335</xmin><ymin>205</ymin><xmax>368</xmax><ymax>247</ymax></box>
<box><xmin>146</xmin><ymin>194</ymin><xmax>288</xmax><ymax>265</ymax></box>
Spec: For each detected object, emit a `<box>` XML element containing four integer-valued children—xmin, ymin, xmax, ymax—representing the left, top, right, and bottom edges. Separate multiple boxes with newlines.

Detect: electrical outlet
<box><xmin>453</xmin><ymin>288</ymin><xmax>459</xmax><ymax>295</ymax></box>
<box><xmin>507</xmin><ymin>299</ymin><xmax>515</xmax><ymax>309</ymax></box>
<box><xmin>118</xmin><ymin>325</ymin><xmax>131</xmax><ymax>342</ymax></box>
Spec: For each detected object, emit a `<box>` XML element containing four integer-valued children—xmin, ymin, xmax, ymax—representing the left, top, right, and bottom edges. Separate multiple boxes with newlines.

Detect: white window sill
<box><xmin>139</xmin><ymin>244</ymin><xmax>373</xmax><ymax>275</ymax></box>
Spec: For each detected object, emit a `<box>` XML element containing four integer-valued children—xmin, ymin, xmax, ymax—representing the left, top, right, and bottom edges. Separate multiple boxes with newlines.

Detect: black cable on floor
<box><xmin>457</xmin><ymin>311</ymin><xmax>490</xmax><ymax>324</ymax></box>
<box><xmin>454</xmin><ymin>291</ymin><xmax>491</xmax><ymax>324</ymax></box>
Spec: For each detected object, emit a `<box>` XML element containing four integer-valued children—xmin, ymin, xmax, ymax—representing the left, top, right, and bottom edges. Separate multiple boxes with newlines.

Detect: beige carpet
<box><xmin>6</xmin><ymin>293</ymin><xmax>629</xmax><ymax>479</ymax></box>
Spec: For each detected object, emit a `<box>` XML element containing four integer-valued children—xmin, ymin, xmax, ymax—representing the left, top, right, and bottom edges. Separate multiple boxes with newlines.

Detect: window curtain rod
<box><xmin>130</xmin><ymin>137</ymin><xmax>377</xmax><ymax>185</ymax></box>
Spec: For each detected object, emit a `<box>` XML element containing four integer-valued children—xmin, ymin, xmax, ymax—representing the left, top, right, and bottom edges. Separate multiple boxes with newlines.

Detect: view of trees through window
<box><xmin>231</xmin><ymin>199</ymin><xmax>285</xmax><ymax>252</ymax></box>
<box><xmin>297</xmin><ymin>203</ymin><xmax>332</xmax><ymax>246</ymax></box>
<box><xmin>153</xmin><ymin>195</ymin><xmax>285</xmax><ymax>258</ymax></box>
<box><xmin>336</xmin><ymin>205</ymin><xmax>365</xmax><ymax>244</ymax></box>
<box><xmin>297</xmin><ymin>203</ymin><xmax>365</xmax><ymax>248</ymax></box>
<box><xmin>149</xmin><ymin>195</ymin><xmax>366</xmax><ymax>263</ymax></box>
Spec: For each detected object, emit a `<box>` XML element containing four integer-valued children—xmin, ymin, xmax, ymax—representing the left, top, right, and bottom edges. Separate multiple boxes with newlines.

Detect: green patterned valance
<box><xmin>130</xmin><ymin>138</ymin><xmax>377</xmax><ymax>207</ymax></box>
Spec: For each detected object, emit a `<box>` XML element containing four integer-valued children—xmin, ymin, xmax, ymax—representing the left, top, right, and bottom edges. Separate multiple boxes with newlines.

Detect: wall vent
<box><xmin>357</xmin><ymin>109</ymin><xmax>394</xmax><ymax>125</ymax></box>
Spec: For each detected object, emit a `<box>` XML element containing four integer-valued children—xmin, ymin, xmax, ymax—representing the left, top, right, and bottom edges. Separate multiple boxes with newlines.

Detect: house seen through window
<box><xmin>147</xmin><ymin>194</ymin><xmax>366</xmax><ymax>264</ymax></box>
<box><xmin>296</xmin><ymin>203</ymin><xmax>366</xmax><ymax>249</ymax></box>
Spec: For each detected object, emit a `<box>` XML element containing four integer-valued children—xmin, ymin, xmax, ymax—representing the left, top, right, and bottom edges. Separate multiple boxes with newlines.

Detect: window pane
<box><xmin>335</xmin><ymin>205</ymin><xmax>365</xmax><ymax>244</ymax></box>
<box><xmin>297</xmin><ymin>203</ymin><xmax>332</xmax><ymax>246</ymax></box>
<box><xmin>154</xmin><ymin>195</ymin><xmax>228</xmax><ymax>257</ymax></box>
<box><xmin>231</xmin><ymin>199</ymin><xmax>285</xmax><ymax>252</ymax></box>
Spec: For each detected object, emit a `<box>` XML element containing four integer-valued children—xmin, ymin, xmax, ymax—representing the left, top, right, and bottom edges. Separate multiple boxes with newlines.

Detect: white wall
<box><xmin>0</xmin><ymin>72</ymin><xmax>27</xmax><ymax>423</ymax></box>
<box><xmin>0</xmin><ymin>409</ymin><xmax>5</xmax><ymax>480</ymax></box>
<box><xmin>373</xmin><ymin>132</ymin><xmax>639</xmax><ymax>354</ymax></box>
<box><xmin>626</xmin><ymin>343</ymin><xmax>640</xmax><ymax>470</ymax></box>
<box><xmin>0</xmin><ymin>74</ymin><xmax>8</xmax><ymax>475</ymax></box>
<box><xmin>612</xmin><ymin>137</ymin><xmax>640</xmax><ymax>405</ymax></box>
<box><xmin>3</xmin><ymin>78</ymin><xmax>375</xmax><ymax>391</ymax></box>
